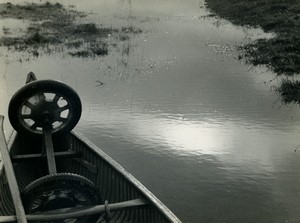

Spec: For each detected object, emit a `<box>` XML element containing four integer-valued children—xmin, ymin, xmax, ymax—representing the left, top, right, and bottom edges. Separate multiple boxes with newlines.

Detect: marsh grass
<box><xmin>0</xmin><ymin>2</ymin><xmax>141</xmax><ymax>58</ymax></box>
<box><xmin>0</xmin><ymin>2</ymin><xmax>69</xmax><ymax>21</ymax></box>
<box><xmin>276</xmin><ymin>80</ymin><xmax>300</xmax><ymax>104</ymax></box>
<box><xmin>205</xmin><ymin>0</ymin><xmax>300</xmax><ymax>104</ymax></box>
<box><xmin>68</xmin><ymin>42</ymin><xmax>108</xmax><ymax>58</ymax></box>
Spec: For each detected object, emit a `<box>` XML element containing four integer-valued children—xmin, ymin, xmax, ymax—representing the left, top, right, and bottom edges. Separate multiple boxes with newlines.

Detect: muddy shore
<box><xmin>205</xmin><ymin>0</ymin><xmax>300</xmax><ymax>104</ymax></box>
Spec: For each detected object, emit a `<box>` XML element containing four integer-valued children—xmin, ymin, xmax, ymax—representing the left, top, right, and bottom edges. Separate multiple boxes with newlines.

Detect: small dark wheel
<box><xmin>22</xmin><ymin>173</ymin><xmax>103</xmax><ymax>223</ymax></box>
<box><xmin>8</xmin><ymin>80</ymin><xmax>82</xmax><ymax>135</ymax></box>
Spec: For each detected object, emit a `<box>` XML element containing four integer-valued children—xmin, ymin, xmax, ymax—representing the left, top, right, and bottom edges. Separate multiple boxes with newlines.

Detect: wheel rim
<box><xmin>8</xmin><ymin>80</ymin><xmax>82</xmax><ymax>135</ymax></box>
<box><xmin>23</xmin><ymin>174</ymin><xmax>103</xmax><ymax>223</ymax></box>
<box><xmin>19</xmin><ymin>92</ymin><xmax>73</xmax><ymax>134</ymax></box>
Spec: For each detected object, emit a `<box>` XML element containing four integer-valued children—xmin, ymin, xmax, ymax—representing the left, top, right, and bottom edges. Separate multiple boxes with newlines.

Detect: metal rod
<box><xmin>0</xmin><ymin>116</ymin><xmax>27</xmax><ymax>223</ymax></box>
<box><xmin>12</xmin><ymin>151</ymin><xmax>81</xmax><ymax>162</ymax></box>
<box><xmin>0</xmin><ymin>198</ymin><xmax>147</xmax><ymax>222</ymax></box>
<box><xmin>43</xmin><ymin>127</ymin><xmax>57</xmax><ymax>174</ymax></box>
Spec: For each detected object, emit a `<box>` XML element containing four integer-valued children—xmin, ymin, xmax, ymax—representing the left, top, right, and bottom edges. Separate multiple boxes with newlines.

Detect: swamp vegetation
<box><xmin>0</xmin><ymin>2</ymin><xmax>141</xmax><ymax>58</ymax></box>
<box><xmin>205</xmin><ymin>0</ymin><xmax>300</xmax><ymax>104</ymax></box>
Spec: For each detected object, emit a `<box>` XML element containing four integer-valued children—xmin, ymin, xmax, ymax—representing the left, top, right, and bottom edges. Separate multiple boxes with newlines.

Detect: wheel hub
<box><xmin>29</xmin><ymin>100</ymin><xmax>64</xmax><ymax>129</ymax></box>
<box><xmin>43</xmin><ymin>192</ymin><xmax>76</xmax><ymax>211</ymax></box>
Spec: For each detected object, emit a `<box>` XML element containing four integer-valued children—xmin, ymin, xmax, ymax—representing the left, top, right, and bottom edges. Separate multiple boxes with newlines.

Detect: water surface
<box><xmin>1</xmin><ymin>1</ymin><xmax>300</xmax><ymax>222</ymax></box>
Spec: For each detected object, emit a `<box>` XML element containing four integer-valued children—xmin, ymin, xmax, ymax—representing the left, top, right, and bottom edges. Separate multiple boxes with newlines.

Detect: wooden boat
<box><xmin>0</xmin><ymin>72</ymin><xmax>181</xmax><ymax>223</ymax></box>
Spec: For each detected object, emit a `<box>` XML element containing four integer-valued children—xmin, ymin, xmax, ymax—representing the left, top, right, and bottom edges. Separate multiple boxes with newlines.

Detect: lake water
<box><xmin>1</xmin><ymin>0</ymin><xmax>300</xmax><ymax>222</ymax></box>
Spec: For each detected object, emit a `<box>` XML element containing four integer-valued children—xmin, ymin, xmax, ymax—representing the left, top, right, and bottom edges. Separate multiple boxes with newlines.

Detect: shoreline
<box><xmin>205</xmin><ymin>0</ymin><xmax>300</xmax><ymax>104</ymax></box>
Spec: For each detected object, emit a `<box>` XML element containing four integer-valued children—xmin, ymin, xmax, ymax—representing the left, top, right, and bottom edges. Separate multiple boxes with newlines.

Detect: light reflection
<box><xmin>80</xmin><ymin>106</ymin><xmax>300</xmax><ymax>176</ymax></box>
<box><xmin>81</xmin><ymin>109</ymin><xmax>239</xmax><ymax>158</ymax></box>
<box><xmin>140</xmin><ymin>118</ymin><xmax>227</xmax><ymax>155</ymax></box>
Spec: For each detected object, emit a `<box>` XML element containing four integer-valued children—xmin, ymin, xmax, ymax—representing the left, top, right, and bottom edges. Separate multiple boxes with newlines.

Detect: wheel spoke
<box><xmin>21</xmin><ymin>114</ymin><xmax>32</xmax><ymax>119</ymax></box>
<box><xmin>30</xmin><ymin>123</ymin><xmax>38</xmax><ymax>130</ymax></box>
<box><xmin>52</xmin><ymin>94</ymin><xmax>61</xmax><ymax>104</ymax></box>
<box><xmin>76</xmin><ymin>199</ymin><xmax>88</xmax><ymax>206</ymax></box>
<box><xmin>59</xmin><ymin>104</ymin><xmax>70</xmax><ymax>112</ymax></box>
<box><xmin>24</xmin><ymin>101</ymin><xmax>34</xmax><ymax>109</ymax></box>
<box><xmin>58</xmin><ymin>117</ymin><xmax>68</xmax><ymax>123</ymax></box>
<box><xmin>64</xmin><ymin>219</ymin><xmax>77</xmax><ymax>223</ymax></box>
<box><xmin>38</xmin><ymin>93</ymin><xmax>46</xmax><ymax>102</ymax></box>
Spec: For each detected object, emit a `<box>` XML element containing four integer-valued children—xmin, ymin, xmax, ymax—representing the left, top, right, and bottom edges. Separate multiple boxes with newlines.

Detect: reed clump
<box><xmin>276</xmin><ymin>80</ymin><xmax>300</xmax><ymax>104</ymax></box>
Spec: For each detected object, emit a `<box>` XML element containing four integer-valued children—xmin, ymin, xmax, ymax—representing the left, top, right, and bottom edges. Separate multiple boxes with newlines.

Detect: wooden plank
<box><xmin>12</xmin><ymin>151</ymin><xmax>81</xmax><ymax>162</ymax></box>
<box><xmin>0</xmin><ymin>116</ymin><xmax>27</xmax><ymax>223</ymax></box>
<box><xmin>0</xmin><ymin>198</ymin><xmax>147</xmax><ymax>222</ymax></box>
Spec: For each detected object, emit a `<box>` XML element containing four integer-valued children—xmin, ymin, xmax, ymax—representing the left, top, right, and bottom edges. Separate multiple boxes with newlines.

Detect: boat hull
<box><xmin>0</xmin><ymin>131</ymin><xmax>181</xmax><ymax>223</ymax></box>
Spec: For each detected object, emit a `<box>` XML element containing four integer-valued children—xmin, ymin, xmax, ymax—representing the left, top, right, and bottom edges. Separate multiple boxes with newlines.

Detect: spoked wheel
<box><xmin>8</xmin><ymin>80</ymin><xmax>82</xmax><ymax>136</ymax></box>
<box><xmin>22</xmin><ymin>173</ymin><xmax>103</xmax><ymax>223</ymax></box>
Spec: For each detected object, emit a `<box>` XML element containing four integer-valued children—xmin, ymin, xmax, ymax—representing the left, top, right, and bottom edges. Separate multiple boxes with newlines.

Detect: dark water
<box><xmin>1</xmin><ymin>0</ymin><xmax>300</xmax><ymax>222</ymax></box>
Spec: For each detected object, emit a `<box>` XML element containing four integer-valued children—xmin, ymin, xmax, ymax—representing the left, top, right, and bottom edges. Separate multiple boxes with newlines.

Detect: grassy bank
<box><xmin>205</xmin><ymin>0</ymin><xmax>300</xmax><ymax>104</ymax></box>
